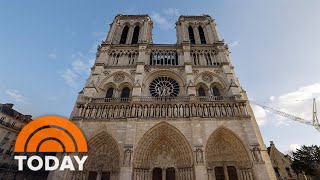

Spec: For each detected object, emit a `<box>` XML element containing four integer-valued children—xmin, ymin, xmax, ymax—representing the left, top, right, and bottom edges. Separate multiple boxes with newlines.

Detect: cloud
<box><xmin>48</xmin><ymin>53</ymin><xmax>57</xmax><ymax>59</ymax></box>
<box><xmin>62</xmin><ymin>52</ymin><xmax>94</xmax><ymax>88</ymax></box>
<box><xmin>5</xmin><ymin>89</ymin><xmax>31</xmax><ymax>104</ymax></box>
<box><xmin>163</xmin><ymin>8</ymin><xmax>180</xmax><ymax>17</ymax></box>
<box><xmin>289</xmin><ymin>144</ymin><xmax>301</xmax><ymax>152</ymax></box>
<box><xmin>151</xmin><ymin>12</ymin><xmax>174</xmax><ymax>30</ymax></box>
<box><xmin>252</xmin><ymin>104</ymin><xmax>267</xmax><ymax>126</ymax></box>
<box><xmin>252</xmin><ymin>83</ymin><xmax>320</xmax><ymax>126</ymax></box>
<box><xmin>229</xmin><ymin>40</ymin><xmax>240</xmax><ymax>47</ymax></box>
<box><xmin>62</xmin><ymin>69</ymin><xmax>79</xmax><ymax>88</ymax></box>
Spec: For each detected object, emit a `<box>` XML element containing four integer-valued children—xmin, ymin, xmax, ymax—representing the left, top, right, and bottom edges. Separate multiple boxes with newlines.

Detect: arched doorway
<box><xmin>133</xmin><ymin>122</ymin><xmax>194</xmax><ymax>180</ymax></box>
<box><xmin>84</xmin><ymin>131</ymin><xmax>120</xmax><ymax>180</ymax></box>
<box><xmin>166</xmin><ymin>167</ymin><xmax>175</xmax><ymax>180</ymax></box>
<box><xmin>205</xmin><ymin>127</ymin><xmax>253</xmax><ymax>180</ymax></box>
<box><xmin>152</xmin><ymin>168</ymin><xmax>162</xmax><ymax>180</ymax></box>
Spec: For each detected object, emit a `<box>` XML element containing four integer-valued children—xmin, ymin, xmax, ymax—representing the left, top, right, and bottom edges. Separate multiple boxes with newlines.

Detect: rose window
<box><xmin>149</xmin><ymin>77</ymin><xmax>179</xmax><ymax>97</ymax></box>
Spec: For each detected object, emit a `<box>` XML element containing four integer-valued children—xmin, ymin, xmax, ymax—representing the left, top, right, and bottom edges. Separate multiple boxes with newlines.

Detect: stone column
<box><xmin>96</xmin><ymin>172</ymin><xmax>101</xmax><ymax>180</ymax></box>
<box><xmin>193</xmin><ymin>26</ymin><xmax>201</xmax><ymax>44</ymax></box>
<box><xmin>126</xmin><ymin>26</ymin><xmax>134</xmax><ymax>44</ymax></box>
<box><xmin>223</xmin><ymin>166</ymin><xmax>229</xmax><ymax>180</ymax></box>
<box><xmin>162</xmin><ymin>168</ymin><xmax>166</xmax><ymax>180</ymax></box>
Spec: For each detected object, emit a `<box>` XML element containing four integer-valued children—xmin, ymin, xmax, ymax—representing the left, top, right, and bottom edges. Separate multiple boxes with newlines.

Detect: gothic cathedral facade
<box><xmin>49</xmin><ymin>14</ymin><xmax>277</xmax><ymax>180</ymax></box>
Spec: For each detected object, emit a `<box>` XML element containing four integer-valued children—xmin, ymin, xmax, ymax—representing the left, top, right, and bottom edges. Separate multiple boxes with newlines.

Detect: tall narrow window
<box><xmin>119</xmin><ymin>26</ymin><xmax>129</xmax><ymax>44</ymax></box>
<box><xmin>121</xmin><ymin>87</ymin><xmax>130</xmax><ymax>98</ymax></box>
<box><xmin>227</xmin><ymin>166</ymin><xmax>239</xmax><ymax>180</ymax></box>
<box><xmin>198</xmin><ymin>26</ymin><xmax>206</xmax><ymax>44</ymax></box>
<box><xmin>106</xmin><ymin>88</ymin><xmax>114</xmax><ymax>98</ymax></box>
<box><xmin>198</xmin><ymin>87</ymin><xmax>206</xmax><ymax>96</ymax></box>
<box><xmin>214</xmin><ymin>166</ymin><xmax>225</xmax><ymax>180</ymax></box>
<box><xmin>131</xmin><ymin>26</ymin><xmax>140</xmax><ymax>44</ymax></box>
<box><xmin>188</xmin><ymin>26</ymin><xmax>195</xmax><ymax>44</ymax></box>
<box><xmin>212</xmin><ymin>87</ymin><xmax>220</xmax><ymax>96</ymax></box>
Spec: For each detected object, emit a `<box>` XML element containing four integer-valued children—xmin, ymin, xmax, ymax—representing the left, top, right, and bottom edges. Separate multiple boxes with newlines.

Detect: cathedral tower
<box><xmin>49</xmin><ymin>14</ymin><xmax>276</xmax><ymax>180</ymax></box>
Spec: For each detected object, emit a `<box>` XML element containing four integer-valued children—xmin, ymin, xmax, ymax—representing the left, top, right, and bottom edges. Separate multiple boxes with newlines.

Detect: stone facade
<box><xmin>48</xmin><ymin>14</ymin><xmax>277</xmax><ymax>180</ymax></box>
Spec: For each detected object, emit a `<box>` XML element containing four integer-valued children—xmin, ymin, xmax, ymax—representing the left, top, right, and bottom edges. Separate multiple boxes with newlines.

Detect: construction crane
<box><xmin>250</xmin><ymin>98</ymin><xmax>320</xmax><ymax>132</ymax></box>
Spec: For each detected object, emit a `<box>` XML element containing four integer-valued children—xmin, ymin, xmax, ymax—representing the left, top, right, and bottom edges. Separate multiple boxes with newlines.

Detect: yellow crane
<box><xmin>250</xmin><ymin>98</ymin><xmax>319</xmax><ymax>132</ymax></box>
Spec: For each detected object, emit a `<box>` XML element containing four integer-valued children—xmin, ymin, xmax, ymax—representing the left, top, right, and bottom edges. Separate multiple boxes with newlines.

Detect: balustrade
<box><xmin>74</xmin><ymin>96</ymin><xmax>248</xmax><ymax>120</ymax></box>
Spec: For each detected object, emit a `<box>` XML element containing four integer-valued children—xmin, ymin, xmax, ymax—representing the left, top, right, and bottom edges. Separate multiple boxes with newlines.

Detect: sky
<box><xmin>0</xmin><ymin>0</ymin><xmax>320</xmax><ymax>153</ymax></box>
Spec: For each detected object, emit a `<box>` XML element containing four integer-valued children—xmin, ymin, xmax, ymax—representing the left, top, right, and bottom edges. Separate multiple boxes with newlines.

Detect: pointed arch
<box><xmin>198</xmin><ymin>26</ymin><xmax>207</xmax><ymax>44</ymax></box>
<box><xmin>85</xmin><ymin>131</ymin><xmax>120</xmax><ymax>172</ymax></box>
<box><xmin>134</xmin><ymin>122</ymin><xmax>193</xmax><ymax>169</ymax></box>
<box><xmin>188</xmin><ymin>26</ymin><xmax>195</xmax><ymax>44</ymax></box>
<box><xmin>205</xmin><ymin>127</ymin><xmax>251</xmax><ymax>168</ymax></box>
<box><xmin>119</xmin><ymin>26</ymin><xmax>129</xmax><ymax>44</ymax></box>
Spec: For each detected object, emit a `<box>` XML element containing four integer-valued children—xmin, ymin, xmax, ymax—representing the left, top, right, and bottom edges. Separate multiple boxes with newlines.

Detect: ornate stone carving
<box><xmin>202</xmin><ymin>73</ymin><xmax>213</xmax><ymax>83</ymax></box>
<box><xmin>133</xmin><ymin>123</ymin><xmax>193</xmax><ymax>169</ymax></box>
<box><xmin>205</xmin><ymin>127</ymin><xmax>252</xmax><ymax>169</ymax></box>
<box><xmin>86</xmin><ymin>132</ymin><xmax>120</xmax><ymax>172</ymax></box>
<box><xmin>130</xmin><ymin>70</ymin><xmax>136</xmax><ymax>75</ymax></box>
<box><xmin>194</xmin><ymin>146</ymin><xmax>204</xmax><ymax>164</ymax></box>
<box><xmin>193</xmin><ymin>70</ymin><xmax>199</xmax><ymax>75</ymax></box>
<box><xmin>214</xmin><ymin>69</ymin><xmax>222</xmax><ymax>74</ymax></box>
<box><xmin>123</xmin><ymin>145</ymin><xmax>133</xmax><ymax>166</ymax></box>
<box><xmin>103</xmin><ymin>70</ymin><xmax>111</xmax><ymax>75</ymax></box>
<box><xmin>251</xmin><ymin>144</ymin><xmax>264</xmax><ymax>164</ymax></box>
<box><xmin>113</xmin><ymin>73</ymin><xmax>125</xmax><ymax>83</ymax></box>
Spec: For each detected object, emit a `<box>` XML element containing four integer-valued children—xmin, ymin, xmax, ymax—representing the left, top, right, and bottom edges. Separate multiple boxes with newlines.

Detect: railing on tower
<box><xmin>73</xmin><ymin>95</ymin><xmax>249</xmax><ymax>120</ymax></box>
<box><xmin>149</xmin><ymin>49</ymin><xmax>178</xmax><ymax>66</ymax></box>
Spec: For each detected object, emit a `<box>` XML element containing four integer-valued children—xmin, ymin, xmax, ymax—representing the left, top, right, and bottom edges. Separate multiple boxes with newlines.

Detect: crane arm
<box><xmin>250</xmin><ymin>101</ymin><xmax>314</xmax><ymax>126</ymax></box>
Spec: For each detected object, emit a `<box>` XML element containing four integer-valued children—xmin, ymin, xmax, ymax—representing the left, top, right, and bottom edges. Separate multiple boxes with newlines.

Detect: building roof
<box><xmin>0</xmin><ymin>103</ymin><xmax>32</xmax><ymax>122</ymax></box>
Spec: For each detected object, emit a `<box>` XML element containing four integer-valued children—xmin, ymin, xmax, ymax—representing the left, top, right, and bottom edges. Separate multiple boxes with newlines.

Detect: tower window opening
<box><xmin>131</xmin><ymin>26</ymin><xmax>140</xmax><ymax>44</ymax></box>
<box><xmin>106</xmin><ymin>88</ymin><xmax>114</xmax><ymax>98</ymax></box>
<box><xmin>121</xmin><ymin>87</ymin><xmax>130</xmax><ymax>98</ymax></box>
<box><xmin>212</xmin><ymin>87</ymin><xmax>220</xmax><ymax>96</ymax></box>
<box><xmin>188</xmin><ymin>26</ymin><xmax>196</xmax><ymax>44</ymax></box>
<box><xmin>119</xmin><ymin>26</ymin><xmax>129</xmax><ymax>44</ymax></box>
<box><xmin>198</xmin><ymin>26</ymin><xmax>207</xmax><ymax>44</ymax></box>
<box><xmin>198</xmin><ymin>87</ymin><xmax>206</xmax><ymax>97</ymax></box>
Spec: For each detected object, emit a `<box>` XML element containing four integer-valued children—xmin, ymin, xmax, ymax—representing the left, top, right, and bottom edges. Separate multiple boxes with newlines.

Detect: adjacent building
<box><xmin>49</xmin><ymin>14</ymin><xmax>277</xmax><ymax>180</ymax></box>
<box><xmin>267</xmin><ymin>141</ymin><xmax>306</xmax><ymax>180</ymax></box>
<box><xmin>0</xmin><ymin>103</ymin><xmax>47</xmax><ymax>180</ymax></box>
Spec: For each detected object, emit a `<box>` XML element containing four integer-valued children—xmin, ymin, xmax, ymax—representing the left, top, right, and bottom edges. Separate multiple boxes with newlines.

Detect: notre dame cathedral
<box><xmin>48</xmin><ymin>14</ymin><xmax>277</xmax><ymax>180</ymax></box>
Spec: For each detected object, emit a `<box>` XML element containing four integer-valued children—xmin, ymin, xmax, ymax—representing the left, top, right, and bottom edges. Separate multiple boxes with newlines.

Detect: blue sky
<box><xmin>1</xmin><ymin>0</ymin><xmax>319</xmax><ymax>153</ymax></box>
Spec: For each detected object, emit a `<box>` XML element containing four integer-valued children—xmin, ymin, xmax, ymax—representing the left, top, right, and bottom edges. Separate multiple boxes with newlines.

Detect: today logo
<box><xmin>14</xmin><ymin>116</ymin><xmax>88</xmax><ymax>171</ymax></box>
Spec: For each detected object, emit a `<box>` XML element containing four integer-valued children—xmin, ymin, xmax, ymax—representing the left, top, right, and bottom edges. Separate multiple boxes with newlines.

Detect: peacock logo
<box><xmin>14</xmin><ymin>116</ymin><xmax>88</xmax><ymax>171</ymax></box>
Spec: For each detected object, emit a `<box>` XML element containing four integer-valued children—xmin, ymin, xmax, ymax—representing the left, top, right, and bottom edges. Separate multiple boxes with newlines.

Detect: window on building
<box><xmin>131</xmin><ymin>26</ymin><xmax>140</xmax><ymax>44</ymax></box>
<box><xmin>0</xmin><ymin>117</ymin><xmax>4</xmax><ymax>123</ymax></box>
<box><xmin>212</xmin><ymin>87</ymin><xmax>221</xmax><ymax>96</ymax></box>
<box><xmin>198</xmin><ymin>87</ymin><xmax>206</xmax><ymax>96</ymax></box>
<box><xmin>11</xmin><ymin>122</ymin><xmax>16</xmax><ymax>128</ymax></box>
<box><xmin>214</xmin><ymin>166</ymin><xmax>225</xmax><ymax>180</ymax></box>
<box><xmin>120</xmin><ymin>87</ymin><xmax>130</xmax><ymax>98</ymax></box>
<box><xmin>188</xmin><ymin>26</ymin><xmax>195</xmax><ymax>44</ymax></box>
<box><xmin>286</xmin><ymin>167</ymin><xmax>292</xmax><ymax>177</ymax></box>
<box><xmin>227</xmin><ymin>166</ymin><xmax>238</xmax><ymax>180</ymax></box>
<box><xmin>198</xmin><ymin>26</ymin><xmax>206</xmax><ymax>44</ymax></box>
<box><xmin>274</xmin><ymin>168</ymin><xmax>281</xmax><ymax>177</ymax></box>
<box><xmin>106</xmin><ymin>88</ymin><xmax>114</xmax><ymax>98</ymax></box>
<box><xmin>119</xmin><ymin>26</ymin><xmax>129</xmax><ymax>44</ymax></box>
